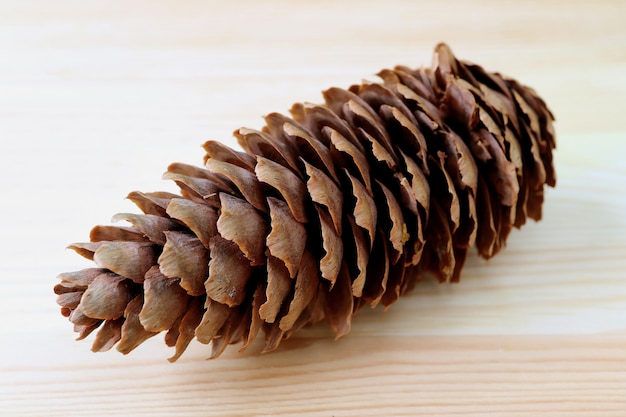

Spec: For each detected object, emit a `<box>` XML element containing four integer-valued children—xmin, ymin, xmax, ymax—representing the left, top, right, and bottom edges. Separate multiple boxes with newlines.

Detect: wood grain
<box><xmin>1</xmin><ymin>0</ymin><xmax>626</xmax><ymax>416</ymax></box>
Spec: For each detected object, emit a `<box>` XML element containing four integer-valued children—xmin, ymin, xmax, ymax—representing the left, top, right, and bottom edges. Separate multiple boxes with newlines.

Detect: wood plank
<box><xmin>1</xmin><ymin>0</ymin><xmax>625</xmax><ymax>415</ymax></box>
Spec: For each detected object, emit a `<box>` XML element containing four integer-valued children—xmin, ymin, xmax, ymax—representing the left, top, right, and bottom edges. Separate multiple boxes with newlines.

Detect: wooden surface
<box><xmin>2</xmin><ymin>0</ymin><xmax>626</xmax><ymax>415</ymax></box>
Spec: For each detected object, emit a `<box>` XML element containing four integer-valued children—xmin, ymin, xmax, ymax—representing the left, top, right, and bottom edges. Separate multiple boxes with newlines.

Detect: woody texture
<box><xmin>54</xmin><ymin>43</ymin><xmax>556</xmax><ymax>361</ymax></box>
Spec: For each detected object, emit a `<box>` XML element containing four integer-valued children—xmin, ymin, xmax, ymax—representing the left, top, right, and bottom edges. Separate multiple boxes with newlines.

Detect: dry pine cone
<box><xmin>55</xmin><ymin>43</ymin><xmax>556</xmax><ymax>361</ymax></box>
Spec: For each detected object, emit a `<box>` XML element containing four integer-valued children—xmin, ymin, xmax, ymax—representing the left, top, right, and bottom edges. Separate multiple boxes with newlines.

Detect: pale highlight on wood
<box><xmin>1</xmin><ymin>0</ymin><xmax>626</xmax><ymax>416</ymax></box>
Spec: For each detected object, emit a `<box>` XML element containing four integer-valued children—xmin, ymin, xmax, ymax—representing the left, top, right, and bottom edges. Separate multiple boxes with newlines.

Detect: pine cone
<box><xmin>54</xmin><ymin>43</ymin><xmax>556</xmax><ymax>361</ymax></box>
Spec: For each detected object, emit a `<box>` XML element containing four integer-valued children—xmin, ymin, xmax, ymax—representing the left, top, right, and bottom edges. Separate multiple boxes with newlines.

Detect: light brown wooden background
<box><xmin>1</xmin><ymin>0</ymin><xmax>625</xmax><ymax>415</ymax></box>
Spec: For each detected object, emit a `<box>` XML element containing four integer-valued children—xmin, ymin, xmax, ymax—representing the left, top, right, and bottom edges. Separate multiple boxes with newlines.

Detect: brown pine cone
<box><xmin>54</xmin><ymin>43</ymin><xmax>556</xmax><ymax>361</ymax></box>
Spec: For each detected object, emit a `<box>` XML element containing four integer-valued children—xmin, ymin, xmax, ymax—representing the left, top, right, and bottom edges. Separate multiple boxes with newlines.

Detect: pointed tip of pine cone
<box><xmin>56</xmin><ymin>43</ymin><xmax>556</xmax><ymax>361</ymax></box>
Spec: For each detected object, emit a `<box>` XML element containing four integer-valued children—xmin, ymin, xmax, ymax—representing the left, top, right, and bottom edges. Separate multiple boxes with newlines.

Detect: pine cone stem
<box><xmin>54</xmin><ymin>43</ymin><xmax>556</xmax><ymax>361</ymax></box>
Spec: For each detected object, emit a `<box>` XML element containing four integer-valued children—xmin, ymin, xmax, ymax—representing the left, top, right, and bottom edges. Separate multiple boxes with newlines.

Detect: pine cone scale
<box><xmin>205</xmin><ymin>235</ymin><xmax>253</xmax><ymax>307</ymax></box>
<box><xmin>265</xmin><ymin>196</ymin><xmax>307</xmax><ymax>278</ymax></box>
